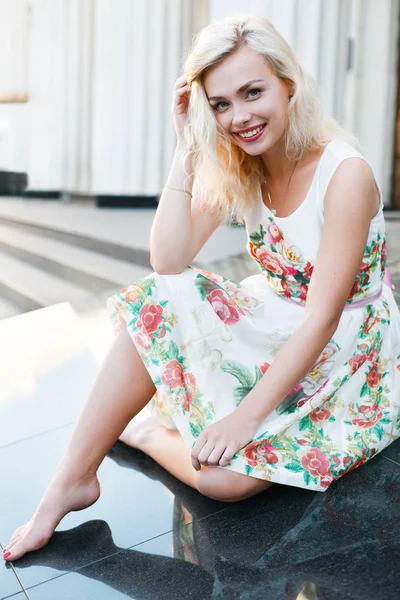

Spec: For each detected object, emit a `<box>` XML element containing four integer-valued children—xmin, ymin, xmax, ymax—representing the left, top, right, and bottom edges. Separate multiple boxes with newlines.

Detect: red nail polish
<box><xmin>3</xmin><ymin>551</ymin><xmax>11</xmax><ymax>559</ymax></box>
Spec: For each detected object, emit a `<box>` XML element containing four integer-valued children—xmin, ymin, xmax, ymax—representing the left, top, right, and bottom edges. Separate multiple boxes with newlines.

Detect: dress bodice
<box><xmin>244</xmin><ymin>138</ymin><xmax>387</xmax><ymax>306</ymax></box>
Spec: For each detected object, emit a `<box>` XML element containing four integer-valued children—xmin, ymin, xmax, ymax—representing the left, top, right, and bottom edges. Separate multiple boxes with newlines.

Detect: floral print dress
<box><xmin>107</xmin><ymin>138</ymin><xmax>400</xmax><ymax>492</ymax></box>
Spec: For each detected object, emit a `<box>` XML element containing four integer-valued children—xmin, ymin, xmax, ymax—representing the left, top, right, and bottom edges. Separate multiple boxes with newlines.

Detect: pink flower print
<box><xmin>303</xmin><ymin>261</ymin><xmax>314</xmax><ymax>280</ymax></box>
<box><xmin>256</xmin><ymin>248</ymin><xmax>289</xmax><ymax>277</ymax></box>
<box><xmin>281</xmin><ymin>280</ymin><xmax>292</xmax><ymax>298</ymax></box>
<box><xmin>299</xmin><ymin>283</ymin><xmax>308</xmax><ymax>301</ymax></box>
<box><xmin>162</xmin><ymin>359</ymin><xmax>185</xmax><ymax>389</ymax></box>
<box><xmin>266</xmin><ymin>222</ymin><xmax>283</xmax><ymax>244</ymax></box>
<box><xmin>352</xmin><ymin>404</ymin><xmax>384</xmax><ymax>428</ymax></box>
<box><xmin>309</xmin><ymin>407</ymin><xmax>331</xmax><ymax>422</ymax></box>
<box><xmin>206</xmin><ymin>289</ymin><xmax>240</xmax><ymax>325</ymax></box>
<box><xmin>244</xmin><ymin>439</ymin><xmax>274</xmax><ymax>467</ymax></box>
<box><xmin>348</xmin><ymin>353</ymin><xmax>368</xmax><ymax>374</ymax></box>
<box><xmin>137</xmin><ymin>304</ymin><xmax>163</xmax><ymax>336</ymax></box>
<box><xmin>301</xmin><ymin>448</ymin><xmax>331</xmax><ymax>478</ymax></box>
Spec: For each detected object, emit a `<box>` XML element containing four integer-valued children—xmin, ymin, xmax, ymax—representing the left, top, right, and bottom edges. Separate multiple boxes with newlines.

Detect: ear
<box><xmin>286</xmin><ymin>79</ymin><xmax>295</xmax><ymax>98</ymax></box>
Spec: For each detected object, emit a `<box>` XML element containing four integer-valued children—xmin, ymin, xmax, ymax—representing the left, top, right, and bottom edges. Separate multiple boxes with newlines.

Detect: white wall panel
<box><xmin>294</xmin><ymin>0</ymin><xmax>321</xmax><ymax>79</ymax></box>
<box><xmin>26</xmin><ymin>0</ymin><xmax>67</xmax><ymax>190</ymax></box>
<box><xmin>266</xmin><ymin>0</ymin><xmax>297</xmax><ymax>46</ymax></box>
<box><xmin>143</xmin><ymin>0</ymin><xmax>168</xmax><ymax>194</ymax></box>
<box><xmin>24</xmin><ymin>0</ymin><xmax>93</xmax><ymax>193</ymax></box>
<box><xmin>211</xmin><ymin>0</ymin><xmax>268</xmax><ymax>20</ymax></box>
<box><xmin>91</xmin><ymin>0</ymin><xmax>192</xmax><ymax>195</ymax></box>
<box><xmin>317</xmin><ymin>0</ymin><xmax>341</xmax><ymax>118</ymax></box>
<box><xmin>63</xmin><ymin>0</ymin><xmax>93</xmax><ymax>194</ymax></box>
<box><xmin>354</xmin><ymin>0</ymin><xmax>399</xmax><ymax>202</ymax></box>
<box><xmin>125</xmin><ymin>0</ymin><xmax>149</xmax><ymax>193</ymax></box>
<box><xmin>0</xmin><ymin>0</ymin><xmax>29</xmax><ymax>173</ymax></box>
<box><xmin>0</xmin><ymin>0</ymin><xmax>28</xmax><ymax>99</ymax></box>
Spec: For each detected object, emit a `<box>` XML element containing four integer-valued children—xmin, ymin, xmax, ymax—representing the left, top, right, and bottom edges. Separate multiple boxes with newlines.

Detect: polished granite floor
<box><xmin>1</xmin><ymin>291</ymin><xmax>400</xmax><ymax>599</ymax></box>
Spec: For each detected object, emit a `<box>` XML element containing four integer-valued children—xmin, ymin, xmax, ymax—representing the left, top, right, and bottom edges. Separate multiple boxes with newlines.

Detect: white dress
<box><xmin>107</xmin><ymin>137</ymin><xmax>400</xmax><ymax>492</ymax></box>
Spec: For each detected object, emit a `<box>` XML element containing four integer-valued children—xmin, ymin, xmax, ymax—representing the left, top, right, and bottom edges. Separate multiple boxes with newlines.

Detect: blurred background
<box><xmin>0</xmin><ymin>0</ymin><xmax>399</xmax><ymax>322</ymax></box>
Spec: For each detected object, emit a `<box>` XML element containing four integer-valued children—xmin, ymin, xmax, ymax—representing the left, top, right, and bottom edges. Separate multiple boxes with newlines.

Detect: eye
<box><xmin>212</xmin><ymin>101</ymin><xmax>229</xmax><ymax>111</ymax></box>
<box><xmin>247</xmin><ymin>88</ymin><xmax>261</xmax><ymax>98</ymax></box>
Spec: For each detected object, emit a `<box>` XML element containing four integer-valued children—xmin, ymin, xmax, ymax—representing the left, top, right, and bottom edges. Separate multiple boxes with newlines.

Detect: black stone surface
<box><xmin>6</xmin><ymin>447</ymin><xmax>400</xmax><ymax>600</ymax></box>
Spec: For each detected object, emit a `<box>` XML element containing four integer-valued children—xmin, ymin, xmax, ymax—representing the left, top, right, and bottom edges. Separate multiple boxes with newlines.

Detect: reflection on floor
<box><xmin>1</xmin><ymin>301</ymin><xmax>400</xmax><ymax>600</ymax></box>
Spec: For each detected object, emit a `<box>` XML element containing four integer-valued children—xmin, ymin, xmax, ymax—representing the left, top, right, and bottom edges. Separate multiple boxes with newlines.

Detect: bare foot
<box><xmin>2</xmin><ymin>473</ymin><xmax>100</xmax><ymax>562</ymax></box>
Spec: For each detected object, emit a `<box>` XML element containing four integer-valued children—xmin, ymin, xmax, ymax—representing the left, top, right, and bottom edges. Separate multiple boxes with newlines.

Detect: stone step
<box><xmin>0</xmin><ymin>197</ymin><xmax>248</xmax><ymax>264</ymax></box>
<box><xmin>0</xmin><ymin>223</ymin><xmax>151</xmax><ymax>293</ymax></box>
<box><xmin>0</xmin><ymin>211</ymin><xmax>152</xmax><ymax>268</ymax></box>
<box><xmin>0</xmin><ymin>252</ymin><xmax>115</xmax><ymax>314</ymax></box>
<box><xmin>0</xmin><ymin>296</ymin><xmax>22</xmax><ymax>320</ymax></box>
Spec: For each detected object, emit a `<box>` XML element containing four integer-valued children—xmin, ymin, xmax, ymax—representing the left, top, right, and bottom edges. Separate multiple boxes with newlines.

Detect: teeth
<box><xmin>238</xmin><ymin>125</ymin><xmax>264</xmax><ymax>139</ymax></box>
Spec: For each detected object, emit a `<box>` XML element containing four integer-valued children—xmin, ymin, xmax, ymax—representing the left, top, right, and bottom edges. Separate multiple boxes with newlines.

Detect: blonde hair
<box><xmin>183</xmin><ymin>14</ymin><xmax>359</xmax><ymax>223</ymax></box>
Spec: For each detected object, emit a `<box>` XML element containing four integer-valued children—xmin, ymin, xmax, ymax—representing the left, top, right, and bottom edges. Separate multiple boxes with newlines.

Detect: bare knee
<box><xmin>196</xmin><ymin>468</ymin><xmax>271</xmax><ymax>503</ymax></box>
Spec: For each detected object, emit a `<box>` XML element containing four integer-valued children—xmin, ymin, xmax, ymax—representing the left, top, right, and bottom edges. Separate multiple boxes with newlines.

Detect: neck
<box><xmin>261</xmin><ymin>138</ymin><xmax>297</xmax><ymax>184</ymax></box>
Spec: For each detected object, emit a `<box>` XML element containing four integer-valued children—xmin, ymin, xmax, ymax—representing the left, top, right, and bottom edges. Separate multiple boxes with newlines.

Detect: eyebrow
<box><xmin>208</xmin><ymin>79</ymin><xmax>265</xmax><ymax>102</ymax></box>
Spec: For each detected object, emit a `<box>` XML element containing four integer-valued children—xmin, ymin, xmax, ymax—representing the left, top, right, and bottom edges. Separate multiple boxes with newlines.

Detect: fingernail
<box><xmin>3</xmin><ymin>551</ymin><xmax>11</xmax><ymax>559</ymax></box>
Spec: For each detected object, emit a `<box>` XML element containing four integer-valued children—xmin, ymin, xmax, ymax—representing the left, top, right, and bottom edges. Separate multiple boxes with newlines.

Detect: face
<box><xmin>203</xmin><ymin>46</ymin><xmax>293</xmax><ymax>156</ymax></box>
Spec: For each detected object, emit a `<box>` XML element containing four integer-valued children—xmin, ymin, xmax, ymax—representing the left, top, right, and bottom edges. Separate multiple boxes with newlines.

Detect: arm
<box><xmin>150</xmin><ymin>75</ymin><xmax>221</xmax><ymax>273</ymax></box>
<box><xmin>191</xmin><ymin>157</ymin><xmax>381</xmax><ymax>469</ymax></box>
<box><xmin>150</xmin><ymin>146</ymin><xmax>221</xmax><ymax>273</ymax></box>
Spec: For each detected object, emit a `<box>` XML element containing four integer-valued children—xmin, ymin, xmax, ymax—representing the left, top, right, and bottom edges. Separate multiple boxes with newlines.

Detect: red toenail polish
<box><xmin>3</xmin><ymin>552</ymin><xmax>11</xmax><ymax>559</ymax></box>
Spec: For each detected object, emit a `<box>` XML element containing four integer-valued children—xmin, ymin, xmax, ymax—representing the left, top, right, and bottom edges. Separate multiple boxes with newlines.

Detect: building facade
<box><xmin>0</xmin><ymin>0</ymin><xmax>399</xmax><ymax>206</ymax></box>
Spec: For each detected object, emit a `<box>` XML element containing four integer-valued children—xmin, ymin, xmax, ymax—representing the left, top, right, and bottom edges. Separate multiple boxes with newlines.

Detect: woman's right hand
<box><xmin>171</xmin><ymin>75</ymin><xmax>192</xmax><ymax>145</ymax></box>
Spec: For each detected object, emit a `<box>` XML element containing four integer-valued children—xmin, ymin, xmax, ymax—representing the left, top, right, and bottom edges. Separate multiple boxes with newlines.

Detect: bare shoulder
<box><xmin>325</xmin><ymin>156</ymin><xmax>381</xmax><ymax>221</ymax></box>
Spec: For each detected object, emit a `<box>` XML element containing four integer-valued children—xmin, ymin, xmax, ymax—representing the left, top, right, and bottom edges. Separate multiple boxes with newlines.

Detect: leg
<box><xmin>3</xmin><ymin>326</ymin><xmax>156</xmax><ymax>562</ymax></box>
<box><xmin>121</xmin><ymin>420</ymin><xmax>273</xmax><ymax>502</ymax></box>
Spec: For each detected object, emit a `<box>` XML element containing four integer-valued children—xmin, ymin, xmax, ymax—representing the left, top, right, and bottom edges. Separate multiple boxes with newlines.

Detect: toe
<box><xmin>5</xmin><ymin>539</ymin><xmax>32</xmax><ymax>562</ymax></box>
<box><xmin>4</xmin><ymin>530</ymin><xmax>50</xmax><ymax>562</ymax></box>
<box><xmin>7</xmin><ymin>525</ymin><xmax>25</xmax><ymax>546</ymax></box>
<box><xmin>5</xmin><ymin>534</ymin><xmax>23</xmax><ymax>553</ymax></box>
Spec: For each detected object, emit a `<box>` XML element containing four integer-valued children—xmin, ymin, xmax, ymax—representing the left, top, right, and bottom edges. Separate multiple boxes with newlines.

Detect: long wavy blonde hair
<box><xmin>183</xmin><ymin>14</ymin><xmax>358</xmax><ymax>223</ymax></box>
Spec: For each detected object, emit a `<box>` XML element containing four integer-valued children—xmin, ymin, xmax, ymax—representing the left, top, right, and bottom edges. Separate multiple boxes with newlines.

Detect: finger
<box><xmin>175</xmin><ymin>76</ymin><xmax>190</xmax><ymax>88</ymax></box>
<box><xmin>219</xmin><ymin>446</ymin><xmax>236</xmax><ymax>467</ymax></box>
<box><xmin>191</xmin><ymin>434</ymin><xmax>208</xmax><ymax>466</ymax></box>
<box><xmin>191</xmin><ymin>454</ymin><xmax>201</xmax><ymax>471</ymax></box>
<box><xmin>174</xmin><ymin>85</ymin><xmax>191</xmax><ymax>97</ymax></box>
<box><xmin>207</xmin><ymin>445</ymin><xmax>228</xmax><ymax>466</ymax></box>
<box><xmin>197</xmin><ymin>440</ymin><xmax>217</xmax><ymax>466</ymax></box>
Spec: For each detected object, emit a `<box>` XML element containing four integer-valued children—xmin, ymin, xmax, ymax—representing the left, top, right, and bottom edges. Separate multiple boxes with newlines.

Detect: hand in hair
<box><xmin>171</xmin><ymin>75</ymin><xmax>191</xmax><ymax>144</ymax></box>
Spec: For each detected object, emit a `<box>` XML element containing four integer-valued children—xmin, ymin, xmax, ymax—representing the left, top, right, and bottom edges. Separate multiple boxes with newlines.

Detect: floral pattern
<box><xmin>107</xmin><ymin>189</ymin><xmax>400</xmax><ymax>492</ymax></box>
<box><xmin>248</xmin><ymin>218</ymin><xmax>386</xmax><ymax>305</ymax></box>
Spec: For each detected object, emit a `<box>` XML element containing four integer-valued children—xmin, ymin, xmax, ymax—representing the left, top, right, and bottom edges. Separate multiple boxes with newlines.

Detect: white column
<box><xmin>351</xmin><ymin>0</ymin><xmax>399</xmax><ymax>202</ymax></box>
<box><xmin>62</xmin><ymin>0</ymin><xmax>94</xmax><ymax>194</ymax></box>
<box><xmin>25</xmin><ymin>0</ymin><xmax>69</xmax><ymax>191</ymax></box>
<box><xmin>0</xmin><ymin>0</ymin><xmax>29</xmax><ymax>173</ymax></box>
<box><xmin>91</xmin><ymin>0</ymin><xmax>193</xmax><ymax>196</ymax></box>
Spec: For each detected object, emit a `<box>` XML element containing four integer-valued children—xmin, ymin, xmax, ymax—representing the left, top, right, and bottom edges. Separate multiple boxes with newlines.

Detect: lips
<box><xmin>233</xmin><ymin>123</ymin><xmax>267</xmax><ymax>143</ymax></box>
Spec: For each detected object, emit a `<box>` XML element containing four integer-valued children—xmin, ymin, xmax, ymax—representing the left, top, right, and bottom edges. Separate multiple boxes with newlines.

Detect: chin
<box><xmin>237</xmin><ymin>141</ymin><xmax>270</xmax><ymax>157</ymax></box>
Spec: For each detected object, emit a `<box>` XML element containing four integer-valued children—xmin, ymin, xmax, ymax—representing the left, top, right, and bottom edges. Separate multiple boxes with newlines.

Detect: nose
<box><xmin>232</xmin><ymin>105</ymin><xmax>251</xmax><ymax>128</ymax></box>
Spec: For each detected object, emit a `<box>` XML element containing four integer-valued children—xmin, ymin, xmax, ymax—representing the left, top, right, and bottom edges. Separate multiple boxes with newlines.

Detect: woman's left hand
<box><xmin>190</xmin><ymin>411</ymin><xmax>258</xmax><ymax>471</ymax></box>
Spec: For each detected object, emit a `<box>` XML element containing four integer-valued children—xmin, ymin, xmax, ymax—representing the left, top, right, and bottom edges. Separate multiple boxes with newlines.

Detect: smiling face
<box><xmin>203</xmin><ymin>46</ymin><xmax>293</xmax><ymax>156</ymax></box>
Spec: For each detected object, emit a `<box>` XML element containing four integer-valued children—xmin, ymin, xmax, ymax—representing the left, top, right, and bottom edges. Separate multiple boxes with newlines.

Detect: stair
<box><xmin>0</xmin><ymin>221</ymin><xmax>151</xmax><ymax>319</ymax></box>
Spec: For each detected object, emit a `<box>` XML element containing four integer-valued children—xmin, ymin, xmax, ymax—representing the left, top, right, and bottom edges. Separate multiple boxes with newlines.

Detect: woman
<box><xmin>3</xmin><ymin>14</ymin><xmax>400</xmax><ymax>562</ymax></box>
